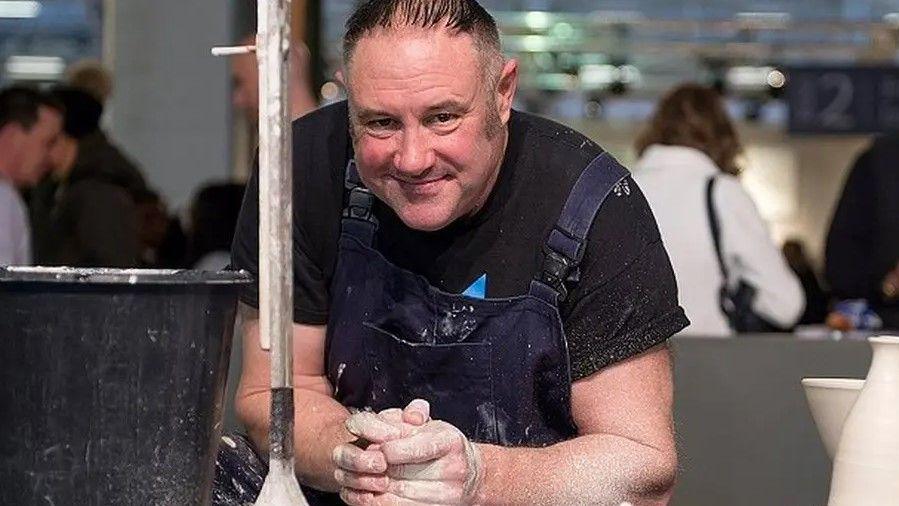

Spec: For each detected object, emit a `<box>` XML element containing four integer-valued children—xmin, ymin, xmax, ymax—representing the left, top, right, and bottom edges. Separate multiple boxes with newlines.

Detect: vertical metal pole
<box><xmin>255</xmin><ymin>1</ymin><xmax>307</xmax><ymax>504</ymax></box>
<box><xmin>258</xmin><ymin>0</ymin><xmax>293</xmax><ymax>391</ymax></box>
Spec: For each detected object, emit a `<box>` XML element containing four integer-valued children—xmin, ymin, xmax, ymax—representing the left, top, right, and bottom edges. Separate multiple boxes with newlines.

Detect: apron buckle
<box><xmin>540</xmin><ymin>246</ymin><xmax>579</xmax><ymax>301</ymax></box>
<box><xmin>343</xmin><ymin>187</ymin><xmax>378</xmax><ymax>224</ymax></box>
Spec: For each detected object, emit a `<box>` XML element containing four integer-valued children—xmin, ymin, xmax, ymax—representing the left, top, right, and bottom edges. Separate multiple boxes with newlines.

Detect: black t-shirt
<box><xmin>231</xmin><ymin>101</ymin><xmax>688</xmax><ymax>380</ymax></box>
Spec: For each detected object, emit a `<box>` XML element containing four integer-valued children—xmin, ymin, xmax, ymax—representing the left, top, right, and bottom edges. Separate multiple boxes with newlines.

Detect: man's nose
<box><xmin>393</xmin><ymin>127</ymin><xmax>434</xmax><ymax>177</ymax></box>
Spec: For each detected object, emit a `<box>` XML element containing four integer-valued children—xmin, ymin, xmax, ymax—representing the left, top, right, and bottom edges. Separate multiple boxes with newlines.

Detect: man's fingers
<box><xmin>402</xmin><ymin>399</ymin><xmax>430</xmax><ymax>426</ymax></box>
<box><xmin>387</xmin><ymin>461</ymin><xmax>442</xmax><ymax>480</ymax></box>
<box><xmin>374</xmin><ymin>408</ymin><xmax>421</xmax><ymax>438</ymax></box>
<box><xmin>378</xmin><ymin>408</ymin><xmax>404</xmax><ymax>426</ymax></box>
<box><xmin>388</xmin><ymin>479</ymin><xmax>464</xmax><ymax>504</ymax></box>
<box><xmin>339</xmin><ymin>489</ymin><xmax>378</xmax><ymax>506</ymax></box>
<box><xmin>387</xmin><ymin>459</ymin><xmax>466</xmax><ymax>481</ymax></box>
<box><xmin>346</xmin><ymin>411</ymin><xmax>403</xmax><ymax>443</ymax></box>
<box><xmin>339</xmin><ymin>489</ymin><xmax>429</xmax><ymax>506</ymax></box>
<box><xmin>333</xmin><ymin>469</ymin><xmax>389</xmax><ymax>493</ymax></box>
<box><xmin>332</xmin><ymin>444</ymin><xmax>388</xmax><ymax>474</ymax></box>
<box><xmin>381</xmin><ymin>424</ymin><xmax>459</xmax><ymax>464</ymax></box>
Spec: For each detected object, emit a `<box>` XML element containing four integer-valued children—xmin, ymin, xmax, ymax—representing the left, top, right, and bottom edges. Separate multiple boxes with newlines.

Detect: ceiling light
<box><xmin>727</xmin><ymin>65</ymin><xmax>777</xmax><ymax>89</ymax></box>
<box><xmin>735</xmin><ymin>12</ymin><xmax>791</xmax><ymax>29</ymax></box>
<box><xmin>5</xmin><ymin>55</ymin><xmax>65</xmax><ymax>80</ymax></box>
<box><xmin>0</xmin><ymin>1</ymin><xmax>41</xmax><ymax>19</ymax></box>
<box><xmin>524</xmin><ymin>11</ymin><xmax>551</xmax><ymax>31</ymax></box>
<box><xmin>766</xmin><ymin>69</ymin><xmax>786</xmax><ymax>89</ymax></box>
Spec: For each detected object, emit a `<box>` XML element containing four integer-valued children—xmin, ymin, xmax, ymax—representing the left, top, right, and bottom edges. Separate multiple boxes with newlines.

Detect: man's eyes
<box><xmin>433</xmin><ymin>113</ymin><xmax>455</xmax><ymax>123</ymax></box>
<box><xmin>362</xmin><ymin>113</ymin><xmax>460</xmax><ymax>132</ymax></box>
<box><xmin>367</xmin><ymin>118</ymin><xmax>396</xmax><ymax>130</ymax></box>
<box><xmin>427</xmin><ymin>113</ymin><xmax>461</xmax><ymax>130</ymax></box>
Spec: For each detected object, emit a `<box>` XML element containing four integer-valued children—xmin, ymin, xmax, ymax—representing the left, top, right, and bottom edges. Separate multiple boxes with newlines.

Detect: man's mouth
<box><xmin>394</xmin><ymin>175</ymin><xmax>449</xmax><ymax>195</ymax></box>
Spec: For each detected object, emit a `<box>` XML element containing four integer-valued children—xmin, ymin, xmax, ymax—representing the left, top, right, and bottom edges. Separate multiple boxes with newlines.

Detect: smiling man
<box><xmin>221</xmin><ymin>1</ymin><xmax>689</xmax><ymax>505</ymax></box>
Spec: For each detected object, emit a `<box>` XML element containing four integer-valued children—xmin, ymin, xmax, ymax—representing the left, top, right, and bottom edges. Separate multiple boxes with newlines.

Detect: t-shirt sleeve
<box><xmin>0</xmin><ymin>185</ymin><xmax>29</xmax><ymax>265</ymax></box>
<box><xmin>230</xmin><ymin>157</ymin><xmax>331</xmax><ymax>325</ymax></box>
<box><xmin>562</xmin><ymin>177</ymin><xmax>689</xmax><ymax>381</ymax></box>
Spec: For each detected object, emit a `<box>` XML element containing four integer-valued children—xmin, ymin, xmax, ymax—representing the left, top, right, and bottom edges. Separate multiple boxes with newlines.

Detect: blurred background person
<box><xmin>66</xmin><ymin>59</ymin><xmax>114</xmax><ymax>105</ymax></box>
<box><xmin>825</xmin><ymin>134</ymin><xmax>899</xmax><ymax>330</ymax></box>
<box><xmin>0</xmin><ymin>86</ymin><xmax>62</xmax><ymax>265</ymax></box>
<box><xmin>134</xmin><ymin>187</ymin><xmax>187</xmax><ymax>269</ymax></box>
<box><xmin>783</xmin><ymin>238</ymin><xmax>830</xmax><ymax>325</ymax></box>
<box><xmin>231</xmin><ymin>33</ymin><xmax>318</xmax><ymax>123</ymax></box>
<box><xmin>632</xmin><ymin>83</ymin><xmax>804</xmax><ymax>336</ymax></box>
<box><xmin>185</xmin><ymin>181</ymin><xmax>246</xmax><ymax>271</ymax></box>
<box><xmin>64</xmin><ymin>60</ymin><xmax>187</xmax><ymax>269</ymax></box>
<box><xmin>37</xmin><ymin>86</ymin><xmax>147</xmax><ymax>267</ymax></box>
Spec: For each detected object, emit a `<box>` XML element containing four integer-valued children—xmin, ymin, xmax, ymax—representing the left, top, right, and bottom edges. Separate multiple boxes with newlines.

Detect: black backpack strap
<box><xmin>341</xmin><ymin>159</ymin><xmax>378</xmax><ymax>244</ymax></box>
<box><xmin>529</xmin><ymin>152</ymin><xmax>629</xmax><ymax>304</ymax></box>
<box><xmin>705</xmin><ymin>176</ymin><xmax>729</xmax><ymax>281</ymax></box>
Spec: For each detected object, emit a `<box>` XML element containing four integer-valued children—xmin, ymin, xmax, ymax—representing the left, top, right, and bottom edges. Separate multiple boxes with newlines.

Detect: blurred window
<box><xmin>0</xmin><ymin>0</ymin><xmax>102</xmax><ymax>86</ymax></box>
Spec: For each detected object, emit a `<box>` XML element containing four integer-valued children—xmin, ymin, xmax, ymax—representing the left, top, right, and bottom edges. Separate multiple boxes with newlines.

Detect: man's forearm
<box><xmin>477</xmin><ymin>433</ymin><xmax>676</xmax><ymax>506</ymax></box>
<box><xmin>237</xmin><ymin>387</ymin><xmax>354</xmax><ymax>492</ymax></box>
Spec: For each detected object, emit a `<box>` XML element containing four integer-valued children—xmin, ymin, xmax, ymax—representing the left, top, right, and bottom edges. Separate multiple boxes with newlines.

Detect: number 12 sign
<box><xmin>787</xmin><ymin>65</ymin><xmax>899</xmax><ymax>134</ymax></box>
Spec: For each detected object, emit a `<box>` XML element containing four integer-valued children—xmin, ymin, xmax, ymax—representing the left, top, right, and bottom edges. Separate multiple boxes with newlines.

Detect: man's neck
<box><xmin>465</xmin><ymin>126</ymin><xmax>509</xmax><ymax>219</ymax></box>
<box><xmin>0</xmin><ymin>144</ymin><xmax>16</xmax><ymax>184</ymax></box>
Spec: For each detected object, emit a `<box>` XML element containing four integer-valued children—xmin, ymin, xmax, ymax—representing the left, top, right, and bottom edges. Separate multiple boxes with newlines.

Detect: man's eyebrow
<box><xmin>352</xmin><ymin>100</ymin><xmax>468</xmax><ymax>122</ymax></box>
<box><xmin>353</xmin><ymin>107</ymin><xmax>390</xmax><ymax>122</ymax></box>
<box><xmin>424</xmin><ymin>100</ymin><xmax>467</xmax><ymax>113</ymax></box>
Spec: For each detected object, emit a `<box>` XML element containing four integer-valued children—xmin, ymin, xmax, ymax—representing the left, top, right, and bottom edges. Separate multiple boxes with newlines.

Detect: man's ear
<box><xmin>495</xmin><ymin>59</ymin><xmax>518</xmax><ymax>124</ymax></box>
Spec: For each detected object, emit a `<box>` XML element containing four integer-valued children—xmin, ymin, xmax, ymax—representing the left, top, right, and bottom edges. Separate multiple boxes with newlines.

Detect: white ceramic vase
<box><xmin>828</xmin><ymin>335</ymin><xmax>899</xmax><ymax>505</ymax></box>
<box><xmin>801</xmin><ymin>377</ymin><xmax>864</xmax><ymax>459</ymax></box>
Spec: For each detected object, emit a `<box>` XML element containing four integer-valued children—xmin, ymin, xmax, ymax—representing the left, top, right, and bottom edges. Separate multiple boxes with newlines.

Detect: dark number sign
<box><xmin>787</xmin><ymin>65</ymin><xmax>899</xmax><ymax>134</ymax></box>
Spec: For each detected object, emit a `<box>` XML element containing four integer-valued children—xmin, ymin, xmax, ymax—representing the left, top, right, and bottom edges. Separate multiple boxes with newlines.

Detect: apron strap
<box><xmin>530</xmin><ymin>152</ymin><xmax>630</xmax><ymax>304</ymax></box>
<box><xmin>341</xmin><ymin>159</ymin><xmax>379</xmax><ymax>245</ymax></box>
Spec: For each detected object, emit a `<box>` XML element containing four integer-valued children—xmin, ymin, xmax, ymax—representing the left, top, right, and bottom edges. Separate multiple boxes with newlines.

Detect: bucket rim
<box><xmin>0</xmin><ymin>267</ymin><xmax>253</xmax><ymax>285</ymax></box>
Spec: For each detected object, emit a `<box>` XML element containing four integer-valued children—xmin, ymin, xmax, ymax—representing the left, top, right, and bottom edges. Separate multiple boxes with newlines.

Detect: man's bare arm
<box><xmin>233</xmin><ymin>303</ymin><xmax>362</xmax><ymax>492</ymax></box>
<box><xmin>475</xmin><ymin>344</ymin><xmax>677</xmax><ymax>505</ymax></box>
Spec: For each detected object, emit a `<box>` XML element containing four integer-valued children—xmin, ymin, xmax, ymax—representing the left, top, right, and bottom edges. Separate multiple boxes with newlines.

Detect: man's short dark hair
<box><xmin>0</xmin><ymin>86</ymin><xmax>42</xmax><ymax>131</ymax></box>
<box><xmin>38</xmin><ymin>92</ymin><xmax>65</xmax><ymax>116</ymax></box>
<box><xmin>50</xmin><ymin>86</ymin><xmax>102</xmax><ymax>139</ymax></box>
<box><xmin>342</xmin><ymin>0</ymin><xmax>501</xmax><ymax>65</ymax></box>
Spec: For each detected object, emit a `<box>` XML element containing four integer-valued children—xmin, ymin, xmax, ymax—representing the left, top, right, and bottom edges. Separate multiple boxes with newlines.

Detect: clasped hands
<box><xmin>332</xmin><ymin>399</ymin><xmax>484</xmax><ymax>505</ymax></box>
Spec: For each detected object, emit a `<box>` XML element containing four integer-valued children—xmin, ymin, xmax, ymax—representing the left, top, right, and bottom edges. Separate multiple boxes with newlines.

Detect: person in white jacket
<box><xmin>632</xmin><ymin>83</ymin><xmax>804</xmax><ymax>336</ymax></box>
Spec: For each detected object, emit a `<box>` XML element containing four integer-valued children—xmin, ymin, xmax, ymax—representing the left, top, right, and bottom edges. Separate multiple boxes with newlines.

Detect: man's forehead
<box><xmin>347</xmin><ymin>28</ymin><xmax>480</xmax><ymax>95</ymax></box>
<box><xmin>37</xmin><ymin>106</ymin><xmax>63</xmax><ymax>130</ymax></box>
<box><xmin>349</xmin><ymin>24</ymin><xmax>479</xmax><ymax>69</ymax></box>
<box><xmin>38</xmin><ymin>105</ymin><xmax>61</xmax><ymax>120</ymax></box>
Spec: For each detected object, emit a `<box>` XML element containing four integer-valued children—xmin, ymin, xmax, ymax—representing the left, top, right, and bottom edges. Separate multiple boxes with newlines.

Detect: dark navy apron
<box><xmin>213</xmin><ymin>151</ymin><xmax>628</xmax><ymax>505</ymax></box>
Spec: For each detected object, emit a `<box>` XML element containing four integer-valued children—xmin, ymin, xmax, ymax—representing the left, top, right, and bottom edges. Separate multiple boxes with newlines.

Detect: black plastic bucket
<box><xmin>0</xmin><ymin>267</ymin><xmax>252</xmax><ymax>505</ymax></box>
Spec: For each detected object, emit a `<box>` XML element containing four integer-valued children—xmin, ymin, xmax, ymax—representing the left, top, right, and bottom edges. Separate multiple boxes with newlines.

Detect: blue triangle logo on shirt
<box><xmin>462</xmin><ymin>274</ymin><xmax>487</xmax><ymax>299</ymax></box>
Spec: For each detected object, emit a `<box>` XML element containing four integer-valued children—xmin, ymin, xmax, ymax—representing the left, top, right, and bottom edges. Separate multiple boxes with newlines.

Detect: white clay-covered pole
<box><xmin>253</xmin><ymin>0</ymin><xmax>307</xmax><ymax>504</ymax></box>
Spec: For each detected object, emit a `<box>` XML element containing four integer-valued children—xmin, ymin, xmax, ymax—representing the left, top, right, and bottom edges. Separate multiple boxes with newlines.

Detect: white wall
<box><xmin>107</xmin><ymin>0</ymin><xmax>233</xmax><ymax>210</ymax></box>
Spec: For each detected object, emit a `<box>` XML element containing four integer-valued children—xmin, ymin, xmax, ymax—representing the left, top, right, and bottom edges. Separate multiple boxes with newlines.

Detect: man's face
<box><xmin>346</xmin><ymin>26</ymin><xmax>514</xmax><ymax>231</ymax></box>
<box><xmin>16</xmin><ymin>106</ymin><xmax>62</xmax><ymax>187</ymax></box>
<box><xmin>232</xmin><ymin>51</ymin><xmax>259</xmax><ymax>121</ymax></box>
